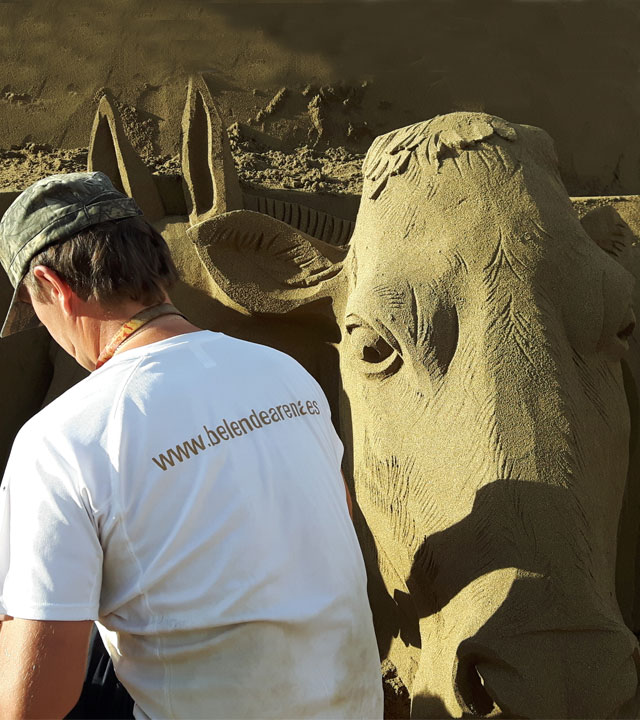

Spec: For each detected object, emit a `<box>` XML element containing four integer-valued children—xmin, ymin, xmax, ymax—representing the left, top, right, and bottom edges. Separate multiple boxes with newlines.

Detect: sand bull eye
<box><xmin>346</xmin><ymin>317</ymin><xmax>402</xmax><ymax>376</ymax></box>
<box><xmin>353</xmin><ymin>327</ymin><xmax>393</xmax><ymax>362</ymax></box>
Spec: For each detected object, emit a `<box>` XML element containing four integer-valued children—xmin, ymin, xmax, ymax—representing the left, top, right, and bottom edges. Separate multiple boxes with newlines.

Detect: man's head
<box><xmin>0</xmin><ymin>171</ymin><xmax>178</xmax><ymax>340</ymax></box>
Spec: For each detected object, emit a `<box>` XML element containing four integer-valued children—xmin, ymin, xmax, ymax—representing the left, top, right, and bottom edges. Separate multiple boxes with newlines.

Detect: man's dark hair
<box><xmin>24</xmin><ymin>216</ymin><xmax>179</xmax><ymax>306</ymax></box>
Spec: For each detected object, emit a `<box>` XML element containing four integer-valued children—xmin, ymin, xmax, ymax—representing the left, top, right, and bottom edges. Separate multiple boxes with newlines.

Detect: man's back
<box><xmin>1</xmin><ymin>331</ymin><xmax>383</xmax><ymax>718</ymax></box>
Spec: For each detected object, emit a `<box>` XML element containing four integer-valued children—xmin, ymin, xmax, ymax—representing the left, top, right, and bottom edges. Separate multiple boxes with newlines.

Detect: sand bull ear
<box><xmin>182</xmin><ymin>75</ymin><xmax>243</xmax><ymax>226</ymax></box>
<box><xmin>87</xmin><ymin>94</ymin><xmax>165</xmax><ymax>222</ymax></box>
<box><xmin>580</xmin><ymin>205</ymin><xmax>637</xmax><ymax>271</ymax></box>
<box><xmin>188</xmin><ymin>210</ymin><xmax>346</xmax><ymax>315</ymax></box>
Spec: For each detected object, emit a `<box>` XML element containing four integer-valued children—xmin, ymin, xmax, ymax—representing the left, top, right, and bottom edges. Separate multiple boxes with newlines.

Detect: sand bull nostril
<box><xmin>613</xmin><ymin>647</ymin><xmax>640</xmax><ymax>718</ymax></box>
<box><xmin>454</xmin><ymin>654</ymin><xmax>500</xmax><ymax>717</ymax></box>
<box><xmin>633</xmin><ymin>646</ymin><xmax>640</xmax><ymax>687</ymax></box>
<box><xmin>618</xmin><ymin>320</ymin><xmax>636</xmax><ymax>341</ymax></box>
<box><xmin>618</xmin><ymin>307</ymin><xmax>636</xmax><ymax>341</ymax></box>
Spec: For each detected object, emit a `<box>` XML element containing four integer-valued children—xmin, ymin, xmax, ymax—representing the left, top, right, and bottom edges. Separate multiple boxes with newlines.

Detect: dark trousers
<box><xmin>66</xmin><ymin>626</ymin><xmax>134</xmax><ymax>719</ymax></box>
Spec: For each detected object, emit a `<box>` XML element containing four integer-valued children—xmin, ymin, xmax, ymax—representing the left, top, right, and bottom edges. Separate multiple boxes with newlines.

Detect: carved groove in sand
<box><xmin>2</xmin><ymin>77</ymin><xmax>640</xmax><ymax>718</ymax></box>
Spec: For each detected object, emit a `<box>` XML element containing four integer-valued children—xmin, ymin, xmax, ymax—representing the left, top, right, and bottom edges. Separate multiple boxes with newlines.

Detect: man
<box><xmin>0</xmin><ymin>172</ymin><xmax>383</xmax><ymax>719</ymax></box>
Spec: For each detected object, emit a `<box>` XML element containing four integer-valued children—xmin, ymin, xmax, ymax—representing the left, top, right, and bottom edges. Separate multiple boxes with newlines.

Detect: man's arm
<box><xmin>342</xmin><ymin>471</ymin><xmax>353</xmax><ymax>519</ymax></box>
<box><xmin>0</xmin><ymin>618</ymin><xmax>92</xmax><ymax>719</ymax></box>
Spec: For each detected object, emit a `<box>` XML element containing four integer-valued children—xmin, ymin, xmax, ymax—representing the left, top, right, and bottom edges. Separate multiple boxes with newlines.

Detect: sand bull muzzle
<box><xmin>452</xmin><ymin>626</ymin><xmax>640</xmax><ymax>718</ymax></box>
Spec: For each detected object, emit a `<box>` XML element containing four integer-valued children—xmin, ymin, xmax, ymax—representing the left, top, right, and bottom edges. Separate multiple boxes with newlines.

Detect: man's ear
<box><xmin>31</xmin><ymin>266</ymin><xmax>74</xmax><ymax>314</ymax></box>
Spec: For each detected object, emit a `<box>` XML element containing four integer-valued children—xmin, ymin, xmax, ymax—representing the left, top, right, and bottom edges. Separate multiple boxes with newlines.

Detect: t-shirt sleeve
<box><xmin>0</xmin><ymin>426</ymin><xmax>103</xmax><ymax>621</ymax></box>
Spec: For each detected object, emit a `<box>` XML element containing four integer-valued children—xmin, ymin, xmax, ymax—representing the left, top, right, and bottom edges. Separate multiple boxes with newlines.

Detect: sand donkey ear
<box><xmin>188</xmin><ymin>210</ymin><xmax>346</xmax><ymax>316</ymax></box>
<box><xmin>181</xmin><ymin>75</ymin><xmax>244</xmax><ymax>226</ymax></box>
<box><xmin>87</xmin><ymin>94</ymin><xmax>165</xmax><ymax>221</ymax></box>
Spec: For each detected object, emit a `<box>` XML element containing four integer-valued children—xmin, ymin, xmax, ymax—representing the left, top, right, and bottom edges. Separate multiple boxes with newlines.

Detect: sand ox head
<box><xmin>191</xmin><ymin>113</ymin><xmax>640</xmax><ymax>717</ymax></box>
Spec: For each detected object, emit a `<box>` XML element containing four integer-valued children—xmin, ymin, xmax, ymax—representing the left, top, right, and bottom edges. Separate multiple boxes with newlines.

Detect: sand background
<box><xmin>0</xmin><ymin>0</ymin><xmax>639</xmax><ymax>199</ymax></box>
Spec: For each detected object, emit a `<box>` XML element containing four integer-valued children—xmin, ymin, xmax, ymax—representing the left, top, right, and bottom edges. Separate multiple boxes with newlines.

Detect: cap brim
<box><xmin>1</xmin><ymin>285</ymin><xmax>41</xmax><ymax>338</ymax></box>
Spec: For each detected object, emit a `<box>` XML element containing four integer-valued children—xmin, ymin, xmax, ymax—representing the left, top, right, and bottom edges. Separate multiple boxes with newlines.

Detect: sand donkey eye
<box><xmin>346</xmin><ymin>316</ymin><xmax>402</xmax><ymax>377</ymax></box>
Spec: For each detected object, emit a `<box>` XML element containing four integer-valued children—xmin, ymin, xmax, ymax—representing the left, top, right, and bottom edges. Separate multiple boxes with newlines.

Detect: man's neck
<box><xmin>89</xmin><ymin>300</ymin><xmax>201</xmax><ymax>370</ymax></box>
<box><xmin>111</xmin><ymin>313</ymin><xmax>202</xmax><ymax>358</ymax></box>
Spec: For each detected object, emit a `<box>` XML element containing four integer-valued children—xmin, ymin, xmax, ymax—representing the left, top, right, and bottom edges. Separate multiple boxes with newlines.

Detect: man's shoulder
<box><xmin>6</xmin><ymin>369</ymin><xmax>117</xmax><ymax>493</ymax></box>
<box><xmin>152</xmin><ymin>330</ymin><xmax>314</xmax><ymax>385</ymax></box>
<box><xmin>17</xmin><ymin>332</ymin><xmax>319</xmax><ymax>449</ymax></box>
<box><xmin>19</xmin><ymin>354</ymin><xmax>132</xmax><ymax>442</ymax></box>
<box><xmin>216</xmin><ymin>333</ymin><xmax>307</xmax><ymax>371</ymax></box>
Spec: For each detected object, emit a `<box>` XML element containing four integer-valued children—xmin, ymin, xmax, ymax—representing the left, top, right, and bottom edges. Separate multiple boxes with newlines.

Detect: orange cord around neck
<box><xmin>95</xmin><ymin>303</ymin><xmax>185</xmax><ymax>370</ymax></box>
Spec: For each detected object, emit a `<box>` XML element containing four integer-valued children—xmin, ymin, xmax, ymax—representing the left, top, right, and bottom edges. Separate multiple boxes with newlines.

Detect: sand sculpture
<box><xmin>2</xmin><ymin>78</ymin><xmax>640</xmax><ymax>718</ymax></box>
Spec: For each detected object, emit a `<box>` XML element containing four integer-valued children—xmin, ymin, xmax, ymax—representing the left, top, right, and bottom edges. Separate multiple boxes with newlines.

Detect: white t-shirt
<box><xmin>0</xmin><ymin>331</ymin><xmax>383</xmax><ymax>719</ymax></box>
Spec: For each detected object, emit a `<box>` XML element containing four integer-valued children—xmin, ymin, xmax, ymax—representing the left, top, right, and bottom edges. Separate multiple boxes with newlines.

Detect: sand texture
<box><xmin>3</xmin><ymin>3</ymin><xmax>640</xmax><ymax>718</ymax></box>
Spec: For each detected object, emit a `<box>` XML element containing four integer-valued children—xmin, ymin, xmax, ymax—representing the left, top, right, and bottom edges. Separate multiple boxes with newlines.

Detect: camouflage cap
<box><xmin>0</xmin><ymin>171</ymin><xmax>142</xmax><ymax>337</ymax></box>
